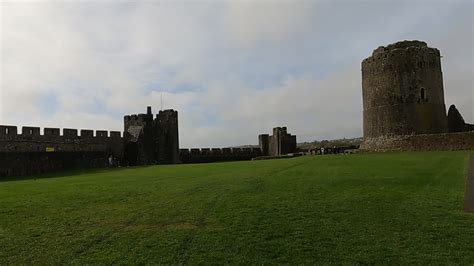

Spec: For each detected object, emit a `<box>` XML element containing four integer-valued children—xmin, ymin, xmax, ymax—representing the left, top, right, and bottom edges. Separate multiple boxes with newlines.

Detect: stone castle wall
<box><xmin>0</xmin><ymin>125</ymin><xmax>123</xmax><ymax>154</ymax></box>
<box><xmin>259</xmin><ymin>127</ymin><xmax>297</xmax><ymax>156</ymax></box>
<box><xmin>362</xmin><ymin>40</ymin><xmax>447</xmax><ymax>138</ymax></box>
<box><xmin>155</xmin><ymin>110</ymin><xmax>179</xmax><ymax>164</ymax></box>
<box><xmin>0</xmin><ymin>125</ymin><xmax>123</xmax><ymax>177</ymax></box>
<box><xmin>0</xmin><ymin>151</ymin><xmax>110</xmax><ymax>177</ymax></box>
<box><xmin>123</xmin><ymin>108</ymin><xmax>179</xmax><ymax>166</ymax></box>
<box><xmin>123</xmin><ymin>111</ymin><xmax>154</xmax><ymax>165</ymax></box>
<box><xmin>179</xmin><ymin>147</ymin><xmax>262</xmax><ymax>163</ymax></box>
<box><xmin>360</xmin><ymin>131</ymin><xmax>474</xmax><ymax>152</ymax></box>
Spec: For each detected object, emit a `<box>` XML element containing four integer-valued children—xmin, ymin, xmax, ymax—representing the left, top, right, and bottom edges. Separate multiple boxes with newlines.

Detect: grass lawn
<box><xmin>0</xmin><ymin>151</ymin><xmax>473</xmax><ymax>264</ymax></box>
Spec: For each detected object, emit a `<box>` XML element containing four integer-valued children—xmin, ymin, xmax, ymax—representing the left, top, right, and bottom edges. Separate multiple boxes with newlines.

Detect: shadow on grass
<box><xmin>0</xmin><ymin>166</ymin><xmax>140</xmax><ymax>183</ymax></box>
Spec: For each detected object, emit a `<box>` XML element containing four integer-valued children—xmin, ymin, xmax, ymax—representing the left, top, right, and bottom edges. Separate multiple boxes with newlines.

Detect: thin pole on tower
<box><xmin>161</xmin><ymin>93</ymin><xmax>163</xmax><ymax>111</ymax></box>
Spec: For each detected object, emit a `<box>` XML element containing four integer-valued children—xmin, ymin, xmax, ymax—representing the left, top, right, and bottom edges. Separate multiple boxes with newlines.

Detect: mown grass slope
<box><xmin>0</xmin><ymin>151</ymin><xmax>473</xmax><ymax>264</ymax></box>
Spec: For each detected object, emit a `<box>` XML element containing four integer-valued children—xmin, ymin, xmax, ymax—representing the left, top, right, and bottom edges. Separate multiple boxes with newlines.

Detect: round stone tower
<box><xmin>361</xmin><ymin>40</ymin><xmax>447</xmax><ymax>138</ymax></box>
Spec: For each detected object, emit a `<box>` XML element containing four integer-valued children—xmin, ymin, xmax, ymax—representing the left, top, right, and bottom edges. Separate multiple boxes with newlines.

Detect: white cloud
<box><xmin>0</xmin><ymin>1</ymin><xmax>472</xmax><ymax>147</ymax></box>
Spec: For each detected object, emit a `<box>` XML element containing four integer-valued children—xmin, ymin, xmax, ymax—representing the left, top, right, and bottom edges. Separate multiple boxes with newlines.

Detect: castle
<box><xmin>1</xmin><ymin>40</ymin><xmax>473</xmax><ymax>177</ymax></box>
<box><xmin>0</xmin><ymin>125</ymin><xmax>123</xmax><ymax>176</ymax></box>
<box><xmin>123</xmin><ymin>107</ymin><xmax>179</xmax><ymax>165</ymax></box>
<box><xmin>360</xmin><ymin>40</ymin><xmax>474</xmax><ymax>151</ymax></box>
<box><xmin>0</xmin><ymin>105</ymin><xmax>297</xmax><ymax>177</ymax></box>
<box><xmin>361</xmin><ymin>40</ymin><xmax>448</xmax><ymax>137</ymax></box>
<box><xmin>258</xmin><ymin>127</ymin><xmax>297</xmax><ymax>156</ymax></box>
<box><xmin>178</xmin><ymin>127</ymin><xmax>298</xmax><ymax>164</ymax></box>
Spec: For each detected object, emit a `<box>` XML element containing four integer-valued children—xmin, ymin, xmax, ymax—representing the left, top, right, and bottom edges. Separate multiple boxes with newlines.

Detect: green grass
<box><xmin>0</xmin><ymin>151</ymin><xmax>473</xmax><ymax>264</ymax></box>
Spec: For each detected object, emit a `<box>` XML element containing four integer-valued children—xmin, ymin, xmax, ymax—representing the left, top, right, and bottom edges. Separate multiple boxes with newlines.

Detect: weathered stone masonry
<box><xmin>362</xmin><ymin>40</ymin><xmax>447</xmax><ymax>138</ymax></box>
<box><xmin>360</xmin><ymin>131</ymin><xmax>474</xmax><ymax>152</ymax></box>
<box><xmin>179</xmin><ymin>126</ymin><xmax>296</xmax><ymax>164</ymax></box>
<box><xmin>0</xmin><ymin>126</ymin><xmax>123</xmax><ymax>177</ymax></box>
<box><xmin>259</xmin><ymin>127</ymin><xmax>297</xmax><ymax>156</ymax></box>
<box><xmin>447</xmin><ymin>104</ymin><xmax>474</xmax><ymax>133</ymax></box>
<box><xmin>361</xmin><ymin>40</ymin><xmax>473</xmax><ymax>151</ymax></box>
<box><xmin>0</xmin><ymin>106</ymin><xmax>182</xmax><ymax>177</ymax></box>
<box><xmin>123</xmin><ymin>107</ymin><xmax>179</xmax><ymax>166</ymax></box>
<box><xmin>1</xmin><ymin>107</ymin><xmax>298</xmax><ymax>176</ymax></box>
<box><xmin>179</xmin><ymin>147</ymin><xmax>262</xmax><ymax>163</ymax></box>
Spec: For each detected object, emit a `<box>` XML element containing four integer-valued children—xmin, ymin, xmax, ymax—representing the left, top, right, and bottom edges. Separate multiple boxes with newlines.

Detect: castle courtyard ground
<box><xmin>0</xmin><ymin>151</ymin><xmax>473</xmax><ymax>263</ymax></box>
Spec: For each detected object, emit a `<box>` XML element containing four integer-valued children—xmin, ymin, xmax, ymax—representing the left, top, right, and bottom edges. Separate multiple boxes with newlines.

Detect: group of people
<box><xmin>308</xmin><ymin>147</ymin><xmax>330</xmax><ymax>155</ymax></box>
<box><xmin>108</xmin><ymin>155</ymin><xmax>120</xmax><ymax>167</ymax></box>
<box><xmin>307</xmin><ymin>146</ymin><xmax>357</xmax><ymax>155</ymax></box>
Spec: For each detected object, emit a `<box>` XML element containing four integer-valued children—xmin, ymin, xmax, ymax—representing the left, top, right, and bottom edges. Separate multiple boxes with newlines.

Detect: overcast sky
<box><xmin>0</xmin><ymin>0</ymin><xmax>472</xmax><ymax>147</ymax></box>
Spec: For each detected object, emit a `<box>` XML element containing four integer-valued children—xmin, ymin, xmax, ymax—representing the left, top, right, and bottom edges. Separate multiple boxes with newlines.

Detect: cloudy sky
<box><xmin>0</xmin><ymin>0</ymin><xmax>472</xmax><ymax>147</ymax></box>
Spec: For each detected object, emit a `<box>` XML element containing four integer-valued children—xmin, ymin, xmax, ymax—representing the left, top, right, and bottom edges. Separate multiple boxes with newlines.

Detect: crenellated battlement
<box><xmin>1</xmin><ymin>107</ymin><xmax>299</xmax><ymax>176</ymax></box>
<box><xmin>44</xmin><ymin>128</ymin><xmax>60</xmax><ymax>136</ymax></box>
<box><xmin>123</xmin><ymin>113</ymin><xmax>149</xmax><ymax>122</ymax></box>
<box><xmin>180</xmin><ymin>147</ymin><xmax>261</xmax><ymax>155</ymax></box>
<box><xmin>0</xmin><ymin>125</ymin><xmax>122</xmax><ymax>139</ymax></box>
<box><xmin>0</xmin><ymin>106</ymin><xmax>181</xmax><ymax>177</ymax></box>
<box><xmin>179</xmin><ymin>147</ymin><xmax>262</xmax><ymax>163</ymax></box>
<box><xmin>0</xmin><ymin>125</ymin><xmax>123</xmax><ymax>154</ymax></box>
<box><xmin>156</xmin><ymin>109</ymin><xmax>178</xmax><ymax>121</ymax></box>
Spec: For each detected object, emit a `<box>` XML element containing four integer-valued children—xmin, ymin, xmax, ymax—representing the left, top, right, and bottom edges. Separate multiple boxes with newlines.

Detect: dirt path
<box><xmin>464</xmin><ymin>154</ymin><xmax>474</xmax><ymax>213</ymax></box>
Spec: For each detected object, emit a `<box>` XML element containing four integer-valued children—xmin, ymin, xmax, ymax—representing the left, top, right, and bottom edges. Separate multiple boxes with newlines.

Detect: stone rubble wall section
<box><xmin>360</xmin><ymin>131</ymin><xmax>474</xmax><ymax>151</ymax></box>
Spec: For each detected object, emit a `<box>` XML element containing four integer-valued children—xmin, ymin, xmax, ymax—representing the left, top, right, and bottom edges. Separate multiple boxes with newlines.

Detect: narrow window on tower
<box><xmin>420</xmin><ymin>88</ymin><xmax>425</xmax><ymax>100</ymax></box>
<box><xmin>5</xmin><ymin>128</ymin><xmax>9</xmax><ymax>135</ymax></box>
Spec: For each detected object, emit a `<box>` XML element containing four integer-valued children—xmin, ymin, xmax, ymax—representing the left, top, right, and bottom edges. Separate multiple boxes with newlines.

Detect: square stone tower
<box><xmin>123</xmin><ymin>107</ymin><xmax>179</xmax><ymax>165</ymax></box>
<box><xmin>259</xmin><ymin>127</ymin><xmax>297</xmax><ymax>156</ymax></box>
<box><xmin>155</xmin><ymin>109</ymin><xmax>179</xmax><ymax>164</ymax></box>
